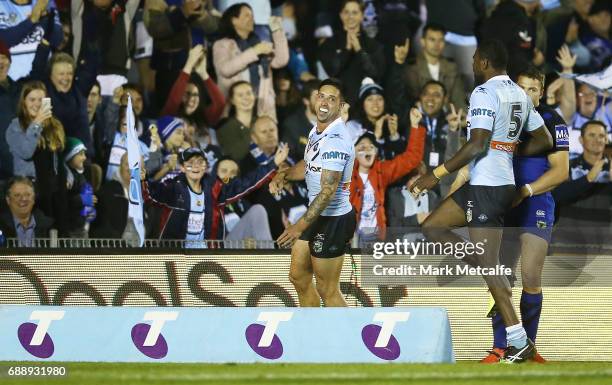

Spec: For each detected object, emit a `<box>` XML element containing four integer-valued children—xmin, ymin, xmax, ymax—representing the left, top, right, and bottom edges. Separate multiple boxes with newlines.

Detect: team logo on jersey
<box><xmin>466</xmin><ymin>208</ymin><xmax>472</xmax><ymax>223</ymax></box>
<box><xmin>555</xmin><ymin>124</ymin><xmax>570</xmax><ymax>148</ymax></box>
<box><xmin>478</xmin><ymin>214</ymin><xmax>488</xmax><ymax>223</ymax></box>
<box><xmin>313</xmin><ymin>233</ymin><xmax>325</xmax><ymax>253</ymax></box>
<box><xmin>475</xmin><ymin>87</ymin><xmax>487</xmax><ymax>94</ymax></box>
<box><xmin>536</xmin><ymin>210</ymin><xmax>546</xmax><ymax>217</ymax></box>
<box><xmin>536</xmin><ymin>220</ymin><xmax>547</xmax><ymax>229</ymax></box>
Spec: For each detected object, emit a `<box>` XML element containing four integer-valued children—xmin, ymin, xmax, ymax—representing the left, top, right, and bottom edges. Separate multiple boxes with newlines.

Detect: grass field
<box><xmin>2</xmin><ymin>362</ymin><xmax>612</xmax><ymax>385</ymax></box>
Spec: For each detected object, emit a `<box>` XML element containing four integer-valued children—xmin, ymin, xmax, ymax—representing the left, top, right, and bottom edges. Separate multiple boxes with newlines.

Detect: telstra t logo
<box><xmin>131</xmin><ymin>311</ymin><xmax>178</xmax><ymax>359</ymax></box>
<box><xmin>18</xmin><ymin>310</ymin><xmax>65</xmax><ymax>358</ymax></box>
<box><xmin>245</xmin><ymin>312</ymin><xmax>293</xmax><ymax>359</ymax></box>
<box><xmin>361</xmin><ymin>312</ymin><xmax>410</xmax><ymax>360</ymax></box>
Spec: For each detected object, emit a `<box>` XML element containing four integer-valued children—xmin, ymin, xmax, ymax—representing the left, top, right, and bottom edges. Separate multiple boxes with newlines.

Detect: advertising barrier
<box><xmin>0</xmin><ymin>306</ymin><xmax>454</xmax><ymax>363</ymax></box>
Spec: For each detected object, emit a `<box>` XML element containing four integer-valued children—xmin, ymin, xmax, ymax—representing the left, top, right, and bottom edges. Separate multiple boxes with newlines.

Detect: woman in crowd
<box><xmin>215</xmin><ymin>80</ymin><xmax>256</xmax><ymax>162</ymax></box>
<box><xmin>161</xmin><ymin>44</ymin><xmax>226</xmax><ymax>146</ymax></box>
<box><xmin>5</xmin><ymin>80</ymin><xmax>68</xmax><ymax>234</ymax></box>
<box><xmin>212</xmin><ymin>2</ymin><xmax>289</xmax><ymax>121</ymax></box>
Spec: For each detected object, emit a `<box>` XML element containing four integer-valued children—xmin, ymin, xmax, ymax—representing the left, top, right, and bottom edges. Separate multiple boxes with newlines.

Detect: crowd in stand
<box><xmin>0</xmin><ymin>0</ymin><xmax>610</xmax><ymax>248</ymax></box>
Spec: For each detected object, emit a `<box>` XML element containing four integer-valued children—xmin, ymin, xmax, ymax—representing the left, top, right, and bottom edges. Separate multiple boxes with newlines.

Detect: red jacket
<box><xmin>350</xmin><ymin>125</ymin><xmax>426</xmax><ymax>239</ymax></box>
<box><xmin>161</xmin><ymin>71</ymin><xmax>226</xmax><ymax>127</ymax></box>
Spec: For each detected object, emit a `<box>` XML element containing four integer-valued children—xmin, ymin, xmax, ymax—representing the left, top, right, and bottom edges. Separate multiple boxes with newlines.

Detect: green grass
<box><xmin>2</xmin><ymin>361</ymin><xmax>612</xmax><ymax>385</ymax></box>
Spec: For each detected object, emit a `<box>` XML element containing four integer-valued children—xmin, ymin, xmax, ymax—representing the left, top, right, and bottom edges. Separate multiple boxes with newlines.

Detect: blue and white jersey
<box><xmin>185</xmin><ymin>188</ymin><xmax>206</xmax><ymax>248</ymax></box>
<box><xmin>303</xmin><ymin>117</ymin><xmax>355</xmax><ymax>216</ymax></box>
<box><xmin>466</xmin><ymin>75</ymin><xmax>545</xmax><ymax>186</ymax></box>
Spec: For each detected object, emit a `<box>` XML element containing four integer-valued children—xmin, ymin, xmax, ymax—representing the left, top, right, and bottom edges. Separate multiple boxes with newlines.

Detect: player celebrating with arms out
<box><xmin>272</xmin><ymin>78</ymin><xmax>356</xmax><ymax>307</ymax></box>
<box><xmin>410</xmin><ymin>40</ymin><xmax>553</xmax><ymax>363</ymax></box>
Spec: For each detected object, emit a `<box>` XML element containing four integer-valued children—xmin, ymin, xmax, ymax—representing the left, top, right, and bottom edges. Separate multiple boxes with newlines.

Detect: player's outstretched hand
<box><xmin>409</xmin><ymin>171</ymin><xmax>439</xmax><ymax>197</ymax></box>
<box><xmin>277</xmin><ymin>224</ymin><xmax>302</xmax><ymax>248</ymax></box>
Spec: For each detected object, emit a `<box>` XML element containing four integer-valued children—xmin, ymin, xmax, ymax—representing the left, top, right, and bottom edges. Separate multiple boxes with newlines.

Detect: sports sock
<box><xmin>520</xmin><ymin>291</ymin><xmax>543</xmax><ymax>342</ymax></box>
<box><xmin>492</xmin><ymin>312</ymin><xmax>507</xmax><ymax>348</ymax></box>
<box><xmin>506</xmin><ymin>323</ymin><xmax>528</xmax><ymax>349</ymax></box>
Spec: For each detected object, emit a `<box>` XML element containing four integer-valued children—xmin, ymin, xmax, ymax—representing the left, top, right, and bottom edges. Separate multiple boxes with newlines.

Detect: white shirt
<box><xmin>427</xmin><ymin>62</ymin><xmax>440</xmax><ymax>81</ymax></box>
<box><xmin>358</xmin><ymin>173</ymin><xmax>377</xmax><ymax>231</ymax></box>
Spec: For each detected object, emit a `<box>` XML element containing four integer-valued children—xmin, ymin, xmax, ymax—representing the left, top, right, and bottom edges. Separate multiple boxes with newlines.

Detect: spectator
<box><xmin>318</xmin><ymin>0</ymin><xmax>385</xmax><ymax>105</ymax></box>
<box><xmin>0</xmin><ymin>40</ymin><xmax>21</xmax><ymax>181</ymax></box>
<box><xmin>280</xmin><ymin>1</ymin><xmax>317</xmax><ymax>83</ymax></box>
<box><xmin>0</xmin><ymin>0</ymin><xmax>62</xmax><ymax>80</ymax></box>
<box><xmin>152</xmin><ymin>115</ymin><xmax>187</xmax><ymax>181</ymax></box>
<box><xmin>5</xmin><ymin>81</ymin><xmax>68</xmax><ymax>234</ymax></box>
<box><xmin>161</xmin><ymin>45</ymin><xmax>225</xmax><ymax>137</ymax></box>
<box><xmin>144</xmin><ymin>0</ymin><xmax>221</xmax><ymax>109</ymax></box>
<box><xmin>106</xmin><ymin>83</ymin><xmax>153</xmax><ymax>146</ymax></box>
<box><xmin>273</xmin><ymin>68</ymin><xmax>302</xmax><ymax>127</ymax></box>
<box><xmin>405</xmin><ymin>23</ymin><xmax>467</xmax><ymax>111</ymax></box>
<box><xmin>350</xmin><ymin>107</ymin><xmax>426</xmax><ymax>242</ymax></box>
<box><xmin>553</xmin><ymin>120</ymin><xmax>612</xmax><ymax>245</ymax></box>
<box><xmin>414</xmin><ymin>80</ymin><xmax>464</xmax><ymax>196</ymax></box>
<box><xmin>64</xmin><ymin>137</ymin><xmax>96</xmax><ymax>238</ymax></box>
<box><xmin>346</xmin><ymin>77</ymin><xmax>405</xmax><ymax>160</ymax></box>
<box><xmin>386</xmin><ymin>162</ymin><xmax>440</xmax><ymax>241</ymax></box>
<box><xmin>218</xmin><ymin>0</ymin><xmax>274</xmax><ymax>41</ymax></box>
<box><xmin>0</xmin><ymin>176</ymin><xmax>54</xmax><ymax>246</ymax></box>
<box><xmin>142</xmin><ymin>146</ymin><xmax>286</xmax><ymax>246</ymax></box>
<box><xmin>480</xmin><ymin>0</ymin><xmax>547</xmax><ymax>78</ymax></box>
<box><xmin>212</xmin><ymin>3</ymin><xmax>289</xmax><ymax>121</ymax></box>
<box><xmin>30</xmin><ymin>44</ymin><xmax>93</xmax><ymax>156</ymax></box>
<box><xmin>216</xmin><ymin>80</ymin><xmax>256</xmax><ymax>162</ymax></box>
<box><xmin>104</xmin><ymin>105</ymin><xmax>151</xmax><ymax>181</ymax></box>
<box><xmin>567</xmin><ymin>83</ymin><xmax>612</xmax><ymax>158</ymax></box>
<box><xmin>183</xmin><ymin>116</ymin><xmax>222</xmax><ymax>171</ymax></box>
<box><xmin>426</xmin><ymin>0</ymin><xmax>486</xmax><ymax>91</ymax></box>
<box><xmin>281</xmin><ymin>78</ymin><xmax>320</xmax><ymax>159</ymax></box>
<box><xmin>214</xmin><ymin>157</ymin><xmax>273</xmax><ymax>246</ymax></box>
<box><xmin>543</xmin><ymin>44</ymin><xmax>577</xmax><ymax>125</ymax></box>
<box><xmin>86</xmin><ymin>81</ymin><xmax>110</xmax><ymax>167</ymax></box>
<box><xmin>580</xmin><ymin>0</ymin><xmax>611</xmax><ymax>72</ymax></box>
<box><xmin>90</xmin><ymin>152</ymin><xmax>150</xmax><ymax>243</ymax></box>
<box><xmin>71</xmin><ymin>0</ymin><xmax>139</xmax><ymax>79</ymax></box>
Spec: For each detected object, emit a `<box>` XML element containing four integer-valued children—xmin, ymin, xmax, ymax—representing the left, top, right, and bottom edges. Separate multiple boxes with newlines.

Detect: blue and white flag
<box><xmin>126</xmin><ymin>95</ymin><xmax>145</xmax><ymax>247</ymax></box>
<box><xmin>560</xmin><ymin>64</ymin><xmax>612</xmax><ymax>93</ymax></box>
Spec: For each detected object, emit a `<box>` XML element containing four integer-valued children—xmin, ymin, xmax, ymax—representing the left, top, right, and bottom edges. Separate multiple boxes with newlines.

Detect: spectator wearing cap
<box><xmin>405</xmin><ymin>23</ymin><xmax>467</xmax><ymax>111</ymax></box>
<box><xmin>152</xmin><ymin>115</ymin><xmax>187</xmax><ymax>181</ymax></box>
<box><xmin>214</xmin><ymin>156</ymin><xmax>273</xmax><ymax>246</ymax></box>
<box><xmin>0</xmin><ymin>0</ymin><xmax>63</xmax><ymax>81</ymax></box>
<box><xmin>318</xmin><ymin>0</ymin><xmax>385</xmax><ymax>105</ymax></box>
<box><xmin>0</xmin><ymin>40</ymin><xmax>21</xmax><ymax>181</ymax></box>
<box><xmin>0</xmin><ymin>176</ymin><xmax>54</xmax><ymax>246</ymax></box>
<box><xmin>142</xmin><ymin>146</ymin><xmax>287</xmax><ymax>246</ymax></box>
<box><xmin>346</xmin><ymin>78</ymin><xmax>405</xmax><ymax>160</ymax></box>
<box><xmin>144</xmin><ymin>0</ymin><xmax>221</xmax><ymax>110</ymax></box>
<box><xmin>161</xmin><ymin>45</ymin><xmax>226</xmax><ymax>141</ymax></box>
<box><xmin>212</xmin><ymin>3</ymin><xmax>289</xmax><ymax>122</ymax></box>
<box><xmin>216</xmin><ymin>81</ymin><xmax>256</xmax><ymax>162</ymax></box>
<box><xmin>350</xmin><ymin>107</ymin><xmax>426</xmax><ymax>242</ymax></box>
<box><xmin>104</xmin><ymin>105</ymin><xmax>151</xmax><ymax>181</ymax></box>
<box><xmin>90</xmin><ymin>152</ymin><xmax>151</xmax><ymax>242</ymax></box>
<box><xmin>281</xmin><ymin>79</ymin><xmax>320</xmax><ymax>160</ymax></box>
<box><xmin>240</xmin><ymin>116</ymin><xmax>307</xmax><ymax>239</ymax></box>
<box><xmin>5</xmin><ymin>80</ymin><xmax>69</xmax><ymax>234</ymax></box>
<box><xmin>64</xmin><ymin>137</ymin><xmax>97</xmax><ymax>238</ymax></box>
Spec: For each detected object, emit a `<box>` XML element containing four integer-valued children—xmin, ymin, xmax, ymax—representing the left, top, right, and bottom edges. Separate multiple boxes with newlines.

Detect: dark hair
<box><xmin>273</xmin><ymin>69</ymin><xmax>301</xmax><ymax>107</ymax></box>
<box><xmin>220</xmin><ymin>2</ymin><xmax>253</xmax><ymax>39</ymax></box>
<box><xmin>420</xmin><ymin>80</ymin><xmax>447</xmax><ymax>97</ymax></box>
<box><xmin>227</xmin><ymin>80</ymin><xmax>255</xmax><ymax>118</ymax></box>
<box><xmin>90</xmin><ymin>80</ymin><xmax>101</xmax><ymax>95</ymax></box>
<box><xmin>517</xmin><ymin>64</ymin><xmax>545</xmax><ymax>89</ymax></box>
<box><xmin>301</xmin><ymin>79</ymin><xmax>322</xmax><ymax>100</ymax></box>
<box><xmin>340</xmin><ymin>0</ymin><xmax>365</xmax><ymax>12</ymax></box>
<box><xmin>117</xmin><ymin>105</ymin><xmax>127</xmax><ymax>132</ymax></box>
<box><xmin>6</xmin><ymin>176</ymin><xmax>35</xmax><ymax>196</ymax></box>
<box><xmin>318</xmin><ymin>78</ymin><xmax>344</xmax><ymax>100</ymax></box>
<box><xmin>422</xmin><ymin>22</ymin><xmax>446</xmax><ymax>37</ymax></box>
<box><xmin>477</xmin><ymin>39</ymin><xmax>508</xmax><ymax>71</ymax></box>
<box><xmin>580</xmin><ymin>120</ymin><xmax>608</xmax><ymax>137</ymax></box>
<box><xmin>123</xmin><ymin>82</ymin><xmax>143</xmax><ymax>98</ymax></box>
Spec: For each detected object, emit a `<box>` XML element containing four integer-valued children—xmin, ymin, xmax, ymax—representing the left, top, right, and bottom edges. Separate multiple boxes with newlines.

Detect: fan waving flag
<box><xmin>126</xmin><ymin>94</ymin><xmax>145</xmax><ymax>247</ymax></box>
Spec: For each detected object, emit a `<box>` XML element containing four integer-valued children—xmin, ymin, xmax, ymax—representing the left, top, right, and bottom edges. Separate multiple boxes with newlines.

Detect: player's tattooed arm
<box><xmin>302</xmin><ymin>169</ymin><xmax>342</xmax><ymax>225</ymax></box>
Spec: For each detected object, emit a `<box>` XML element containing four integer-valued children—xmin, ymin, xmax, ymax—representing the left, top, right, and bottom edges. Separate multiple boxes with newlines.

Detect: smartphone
<box><xmin>42</xmin><ymin>97</ymin><xmax>52</xmax><ymax>111</ymax></box>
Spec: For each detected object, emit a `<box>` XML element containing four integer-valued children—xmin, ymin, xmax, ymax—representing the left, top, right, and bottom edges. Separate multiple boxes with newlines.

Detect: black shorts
<box><xmin>451</xmin><ymin>184</ymin><xmax>515</xmax><ymax>227</ymax></box>
<box><xmin>299</xmin><ymin>209</ymin><xmax>356</xmax><ymax>258</ymax></box>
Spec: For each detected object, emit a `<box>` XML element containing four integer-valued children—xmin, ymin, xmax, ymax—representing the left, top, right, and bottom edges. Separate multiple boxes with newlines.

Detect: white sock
<box><xmin>506</xmin><ymin>324</ymin><xmax>527</xmax><ymax>349</ymax></box>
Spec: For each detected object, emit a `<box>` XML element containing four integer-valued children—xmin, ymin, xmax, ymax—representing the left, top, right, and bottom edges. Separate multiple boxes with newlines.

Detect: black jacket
<box><xmin>0</xmin><ymin>209</ymin><xmax>54</xmax><ymax>240</ymax></box>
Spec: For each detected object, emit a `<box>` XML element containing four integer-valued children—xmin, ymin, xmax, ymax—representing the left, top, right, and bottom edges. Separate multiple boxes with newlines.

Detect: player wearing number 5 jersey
<box><xmin>410</xmin><ymin>40</ymin><xmax>553</xmax><ymax>363</ymax></box>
